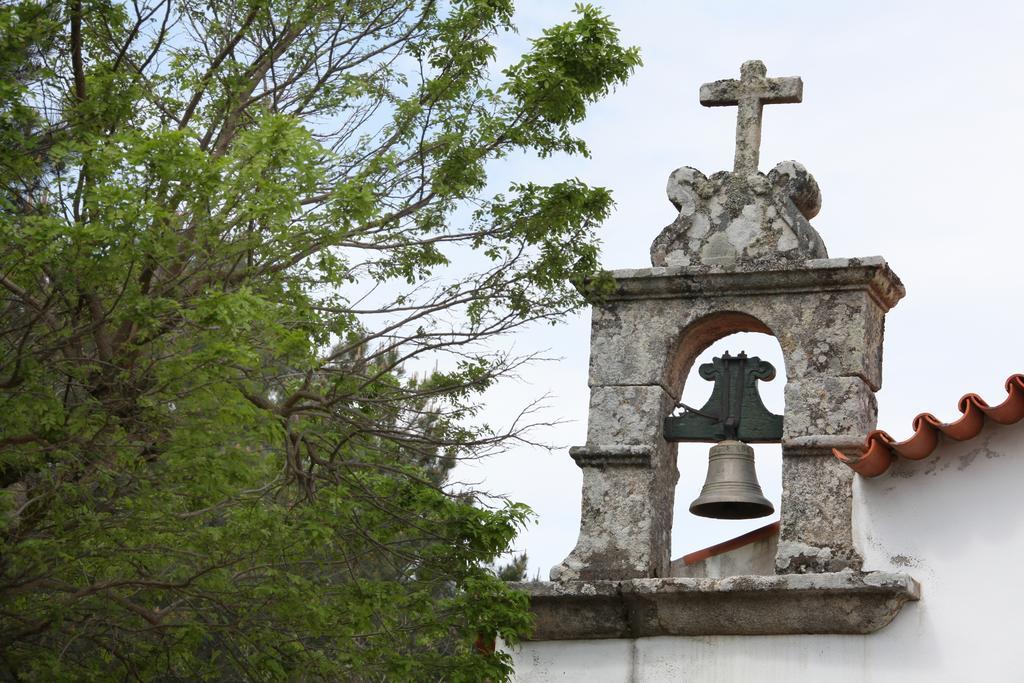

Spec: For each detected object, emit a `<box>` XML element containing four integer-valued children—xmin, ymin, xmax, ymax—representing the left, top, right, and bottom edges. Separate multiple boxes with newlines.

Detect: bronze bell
<box><xmin>689</xmin><ymin>440</ymin><xmax>774</xmax><ymax>520</ymax></box>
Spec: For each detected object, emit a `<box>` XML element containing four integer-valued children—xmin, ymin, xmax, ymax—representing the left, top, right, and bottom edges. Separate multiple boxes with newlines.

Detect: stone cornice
<box><xmin>568</xmin><ymin>445</ymin><xmax>653</xmax><ymax>467</ymax></box>
<box><xmin>513</xmin><ymin>571</ymin><xmax>920</xmax><ymax>640</ymax></box>
<box><xmin>783</xmin><ymin>434</ymin><xmax>868</xmax><ymax>456</ymax></box>
<box><xmin>602</xmin><ymin>256</ymin><xmax>905</xmax><ymax>311</ymax></box>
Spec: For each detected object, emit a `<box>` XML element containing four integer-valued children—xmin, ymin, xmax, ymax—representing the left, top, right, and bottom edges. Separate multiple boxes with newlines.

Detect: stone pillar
<box><xmin>770</xmin><ymin>279</ymin><xmax>891</xmax><ymax>573</ymax></box>
<box><xmin>777</xmin><ymin>376</ymin><xmax>878</xmax><ymax>572</ymax></box>
<box><xmin>550</xmin><ymin>323</ymin><xmax>680</xmax><ymax>580</ymax></box>
<box><xmin>552</xmin><ymin>441</ymin><xmax>678</xmax><ymax>581</ymax></box>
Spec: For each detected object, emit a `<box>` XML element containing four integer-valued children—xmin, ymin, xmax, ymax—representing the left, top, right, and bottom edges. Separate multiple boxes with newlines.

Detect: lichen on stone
<box><xmin>650</xmin><ymin>161</ymin><xmax>827</xmax><ymax>268</ymax></box>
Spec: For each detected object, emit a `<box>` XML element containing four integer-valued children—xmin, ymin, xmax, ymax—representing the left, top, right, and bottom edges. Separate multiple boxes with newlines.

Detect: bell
<box><xmin>689</xmin><ymin>440</ymin><xmax>774</xmax><ymax>520</ymax></box>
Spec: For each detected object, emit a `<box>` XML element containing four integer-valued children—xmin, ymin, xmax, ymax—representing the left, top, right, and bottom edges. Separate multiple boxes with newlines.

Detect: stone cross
<box><xmin>700</xmin><ymin>60</ymin><xmax>802</xmax><ymax>174</ymax></box>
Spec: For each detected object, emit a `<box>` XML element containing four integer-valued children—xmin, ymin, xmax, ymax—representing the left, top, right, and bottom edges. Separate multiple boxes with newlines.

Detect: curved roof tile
<box><xmin>833</xmin><ymin>373</ymin><xmax>1024</xmax><ymax>477</ymax></box>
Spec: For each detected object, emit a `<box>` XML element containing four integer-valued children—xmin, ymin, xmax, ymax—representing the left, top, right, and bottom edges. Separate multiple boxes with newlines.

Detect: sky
<box><xmin>452</xmin><ymin>0</ymin><xmax>1024</xmax><ymax>579</ymax></box>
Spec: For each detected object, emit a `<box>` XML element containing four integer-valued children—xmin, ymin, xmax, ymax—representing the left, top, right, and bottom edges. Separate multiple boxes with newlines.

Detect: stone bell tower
<box><xmin>519</xmin><ymin>61</ymin><xmax>918</xmax><ymax>639</ymax></box>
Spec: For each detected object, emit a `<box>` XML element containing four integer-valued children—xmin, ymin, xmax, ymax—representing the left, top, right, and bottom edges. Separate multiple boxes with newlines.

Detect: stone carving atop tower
<box><xmin>651</xmin><ymin>61</ymin><xmax>826</xmax><ymax>268</ymax></box>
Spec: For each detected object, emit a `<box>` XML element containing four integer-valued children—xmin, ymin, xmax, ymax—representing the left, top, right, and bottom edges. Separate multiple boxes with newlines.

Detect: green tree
<box><xmin>0</xmin><ymin>0</ymin><xmax>639</xmax><ymax>679</ymax></box>
<box><xmin>495</xmin><ymin>553</ymin><xmax>529</xmax><ymax>583</ymax></box>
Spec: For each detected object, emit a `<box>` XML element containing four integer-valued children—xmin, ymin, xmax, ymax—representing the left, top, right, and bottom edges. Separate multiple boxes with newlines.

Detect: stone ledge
<box><xmin>605</xmin><ymin>256</ymin><xmax>905</xmax><ymax>311</ymax></box>
<box><xmin>569</xmin><ymin>444</ymin><xmax>654</xmax><ymax>467</ymax></box>
<box><xmin>783</xmin><ymin>434</ymin><xmax>868</xmax><ymax>456</ymax></box>
<box><xmin>512</xmin><ymin>572</ymin><xmax>920</xmax><ymax>640</ymax></box>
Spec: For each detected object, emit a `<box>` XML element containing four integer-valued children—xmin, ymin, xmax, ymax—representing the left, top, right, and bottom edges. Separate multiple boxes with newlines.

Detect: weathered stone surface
<box><xmin>777</xmin><ymin>452</ymin><xmax>860</xmax><ymax>573</ymax></box>
<box><xmin>586</xmin><ymin>384</ymin><xmax>678</xmax><ymax>445</ymax></box>
<box><xmin>651</xmin><ymin>163</ymin><xmax>826</xmax><ymax>268</ymax></box>
<box><xmin>783</xmin><ymin>375</ymin><xmax>877</xmax><ymax>440</ymax></box>
<box><xmin>776</xmin><ymin>373</ymin><xmax>878</xmax><ymax>574</ymax></box>
<box><xmin>513</xmin><ymin>572</ymin><xmax>920</xmax><ymax>640</ymax></box>
<box><xmin>771</xmin><ymin>289</ymin><xmax>887</xmax><ymax>392</ymax></box>
<box><xmin>550</xmin><ymin>456</ymin><xmax>677</xmax><ymax>581</ymax></box>
<box><xmin>587</xmin><ymin>300</ymin><xmax>691</xmax><ymax>396</ymax></box>
<box><xmin>551</xmin><ymin>388</ymin><xmax>681</xmax><ymax>581</ymax></box>
<box><xmin>587</xmin><ymin>259</ymin><xmax>902</xmax><ymax>392</ymax></box>
<box><xmin>568</xmin><ymin>444</ymin><xmax>654</xmax><ymax>468</ymax></box>
<box><xmin>552</xmin><ymin>389</ymin><xmax>681</xmax><ymax>581</ymax></box>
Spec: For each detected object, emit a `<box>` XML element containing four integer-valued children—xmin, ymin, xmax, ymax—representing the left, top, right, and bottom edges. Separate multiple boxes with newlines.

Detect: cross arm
<box><xmin>699</xmin><ymin>79</ymin><xmax>742</xmax><ymax>106</ymax></box>
<box><xmin>759</xmin><ymin>76</ymin><xmax>803</xmax><ymax>104</ymax></box>
<box><xmin>699</xmin><ymin>76</ymin><xmax>804</xmax><ymax>107</ymax></box>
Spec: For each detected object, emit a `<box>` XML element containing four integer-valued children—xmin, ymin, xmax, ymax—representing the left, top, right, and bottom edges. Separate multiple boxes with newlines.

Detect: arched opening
<box><xmin>669</xmin><ymin>329</ymin><xmax>785</xmax><ymax>576</ymax></box>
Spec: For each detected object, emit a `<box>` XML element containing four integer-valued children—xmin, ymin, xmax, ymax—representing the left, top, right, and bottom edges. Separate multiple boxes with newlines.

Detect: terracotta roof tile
<box><xmin>833</xmin><ymin>373</ymin><xmax>1024</xmax><ymax>477</ymax></box>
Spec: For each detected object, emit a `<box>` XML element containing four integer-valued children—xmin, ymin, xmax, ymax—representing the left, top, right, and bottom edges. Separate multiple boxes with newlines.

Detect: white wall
<box><xmin>511</xmin><ymin>421</ymin><xmax>1024</xmax><ymax>681</ymax></box>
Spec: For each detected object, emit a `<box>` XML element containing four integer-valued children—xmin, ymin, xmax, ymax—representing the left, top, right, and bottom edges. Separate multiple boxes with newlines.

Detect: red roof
<box><xmin>833</xmin><ymin>373</ymin><xmax>1024</xmax><ymax>477</ymax></box>
<box><xmin>681</xmin><ymin>521</ymin><xmax>779</xmax><ymax>565</ymax></box>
